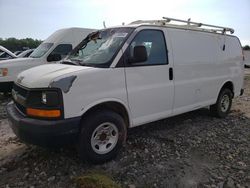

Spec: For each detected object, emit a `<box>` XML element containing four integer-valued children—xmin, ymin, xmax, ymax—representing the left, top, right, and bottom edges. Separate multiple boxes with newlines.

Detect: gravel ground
<box><xmin>0</xmin><ymin>70</ymin><xmax>250</xmax><ymax>188</ymax></box>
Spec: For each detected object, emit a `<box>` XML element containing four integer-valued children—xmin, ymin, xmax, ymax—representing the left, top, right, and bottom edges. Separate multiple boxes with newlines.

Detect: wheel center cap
<box><xmin>99</xmin><ymin>132</ymin><xmax>107</xmax><ymax>141</ymax></box>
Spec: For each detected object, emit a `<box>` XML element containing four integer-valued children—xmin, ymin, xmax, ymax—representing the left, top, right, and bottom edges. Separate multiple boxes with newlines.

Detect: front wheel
<box><xmin>210</xmin><ymin>88</ymin><xmax>233</xmax><ymax>118</ymax></box>
<box><xmin>78</xmin><ymin>110</ymin><xmax>127</xmax><ymax>164</ymax></box>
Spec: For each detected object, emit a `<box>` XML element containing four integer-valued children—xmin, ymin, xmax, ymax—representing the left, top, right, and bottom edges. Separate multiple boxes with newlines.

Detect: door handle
<box><xmin>169</xmin><ymin>67</ymin><xmax>173</xmax><ymax>80</ymax></box>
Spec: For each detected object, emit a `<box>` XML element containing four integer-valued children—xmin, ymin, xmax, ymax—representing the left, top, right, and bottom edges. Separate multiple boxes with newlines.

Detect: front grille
<box><xmin>12</xmin><ymin>84</ymin><xmax>28</xmax><ymax>98</ymax></box>
<box><xmin>12</xmin><ymin>83</ymin><xmax>29</xmax><ymax>114</ymax></box>
<box><xmin>15</xmin><ymin>102</ymin><xmax>26</xmax><ymax>115</ymax></box>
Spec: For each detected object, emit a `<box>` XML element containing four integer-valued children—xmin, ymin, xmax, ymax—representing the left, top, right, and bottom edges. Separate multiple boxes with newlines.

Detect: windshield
<box><xmin>68</xmin><ymin>27</ymin><xmax>134</xmax><ymax>67</ymax></box>
<box><xmin>30</xmin><ymin>43</ymin><xmax>53</xmax><ymax>58</ymax></box>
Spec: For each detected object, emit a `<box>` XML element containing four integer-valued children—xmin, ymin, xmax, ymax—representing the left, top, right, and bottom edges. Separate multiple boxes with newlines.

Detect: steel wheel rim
<box><xmin>220</xmin><ymin>94</ymin><xmax>230</xmax><ymax>112</ymax></box>
<box><xmin>91</xmin><ymin>122</ymin><xmax>119</xmax><ymax>155</ymax></box>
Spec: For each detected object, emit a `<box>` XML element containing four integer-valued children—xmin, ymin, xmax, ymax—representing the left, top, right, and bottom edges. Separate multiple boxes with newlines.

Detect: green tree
<box><xmin>243</xmin><ymin>45</ymin><xmax>250</xmax><ymax>50</ymax></box>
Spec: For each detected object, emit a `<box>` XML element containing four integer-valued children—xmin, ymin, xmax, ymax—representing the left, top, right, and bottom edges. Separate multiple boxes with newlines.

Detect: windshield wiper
<box><xmin>61</xmin><ymin>57</ymin><xmax>93</xmax><ymax>67</ymax></box>
<box><xmin>60</xmin><ymin>59</ymin><xmax>79</xmax><ymax>66</ymax></box>
<box><xmin>79</xmin><ymin>61</ymin><xmax>94</xmax><ymax>67</ymax></box>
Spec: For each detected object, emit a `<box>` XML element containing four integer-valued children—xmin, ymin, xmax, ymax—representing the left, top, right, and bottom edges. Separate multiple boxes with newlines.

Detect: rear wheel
<box><xmin>78</xmin><ymin>110</ymin><xmax>127</xmax><ymax>164</ymax></box>
<box><xmin>210</xmin><ymin>88</ymin><xmax>233</xmax><ymax>118</ymax></box>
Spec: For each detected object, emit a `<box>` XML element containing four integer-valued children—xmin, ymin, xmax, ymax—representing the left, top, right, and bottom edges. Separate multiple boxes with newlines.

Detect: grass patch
<box><xmin>74</xmin><ymin>172</ymin><xmax>121</xmax><ymax>188</ymax></box>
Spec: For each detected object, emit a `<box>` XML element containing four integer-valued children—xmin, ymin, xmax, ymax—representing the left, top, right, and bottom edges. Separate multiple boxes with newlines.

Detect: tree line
<box><xmin>243</xmin><ymin>45</ymin><xmax>250</xmax><ymax>50</ymax></box>
<box><xmin>0</xmin><ymin>38</ymin><xmax>42</xmax><ymax>52</ymax></box>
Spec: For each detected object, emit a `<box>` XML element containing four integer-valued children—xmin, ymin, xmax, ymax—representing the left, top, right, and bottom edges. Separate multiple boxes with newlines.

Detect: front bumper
<box><xmin>0</xmin><ymin>81</ymin><xmax>13</xmax><ymax>92</ymax></box>
<box><xmin>6</xmin><ymin>102</ymin><xmax>81</xmax><ymax>147</ymax></box>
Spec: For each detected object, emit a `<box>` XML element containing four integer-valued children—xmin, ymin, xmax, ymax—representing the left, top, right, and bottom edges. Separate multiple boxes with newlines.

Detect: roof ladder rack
<box><xmin>162</xmin><ymin>17</ymin><xmax>234</xmax><ymax>34</ymax></box>
<box><xmin>129</xmin><ymin>17</ymin><xmax>234</xmax><ymax>34</ymax></box>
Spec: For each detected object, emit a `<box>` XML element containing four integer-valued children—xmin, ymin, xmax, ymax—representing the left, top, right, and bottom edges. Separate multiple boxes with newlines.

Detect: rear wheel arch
<box><xmin>220</xmin><ymin>81</ymin><xmax>234</xmax><ymax>98</ymax></box>
<box><xmin>210</xmin><ymin>81</ymin><xmax>234</xmax><ymax>118</ymax></box>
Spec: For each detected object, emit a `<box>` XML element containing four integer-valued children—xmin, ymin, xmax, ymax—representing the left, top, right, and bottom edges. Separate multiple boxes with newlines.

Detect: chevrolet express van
<box><xmin>0</xmin><ymin>27</ymin><xmax>94</xmax><ymax>92</ymax></box>
<box><xmin>7</xmin><ymin>17</ymin><xmax>244</xmax><ymax>163</ymax></box>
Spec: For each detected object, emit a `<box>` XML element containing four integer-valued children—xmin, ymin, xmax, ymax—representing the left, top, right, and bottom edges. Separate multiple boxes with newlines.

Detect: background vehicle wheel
<box><xmin>210</xmin><ymin>88</ymin><xmax>233</xmax><ymax>118</ymax></box>
<box><xmin>78</xmin><ymin>110</ymin><xmax>127</xmax><ymax>164</ymax></box>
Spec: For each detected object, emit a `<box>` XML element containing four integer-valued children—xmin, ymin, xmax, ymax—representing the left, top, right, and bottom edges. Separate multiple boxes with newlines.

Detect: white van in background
<box><xmin>0</xmin><ymin>27</ymin><xmax>94</xmax><ymax>92</ymax></box>
<box><xmin>7</xmin><ymin>17</ymin><xmax>244</xmax><ymax>163</ymax></box>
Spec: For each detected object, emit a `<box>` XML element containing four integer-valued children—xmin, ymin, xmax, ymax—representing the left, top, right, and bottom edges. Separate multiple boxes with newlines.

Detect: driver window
<box><xmin>128</xmin><ymin>30</ymin><xmax>168</xmax><ymax>65</ymax></box>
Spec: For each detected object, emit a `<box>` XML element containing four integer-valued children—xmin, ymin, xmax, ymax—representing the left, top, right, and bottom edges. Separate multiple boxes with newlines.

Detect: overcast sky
<box><xmin>0</xmin><ymin>0</ymin><xmax>249</xmax><ymax>45</ymax></box>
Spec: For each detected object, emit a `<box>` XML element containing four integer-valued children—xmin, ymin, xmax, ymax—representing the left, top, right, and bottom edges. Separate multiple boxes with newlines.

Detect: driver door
<box><xmin>124</xmin><ymin>29</ymin><xmax>174</xmax><ymax>126</ymax></box>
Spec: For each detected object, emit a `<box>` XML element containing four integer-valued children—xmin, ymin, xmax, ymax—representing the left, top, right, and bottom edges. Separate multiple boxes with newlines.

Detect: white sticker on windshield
<box><xmin>113</xmin><ymin>33</ymin><xmax>128</xmax><ymax>38</ymax></box>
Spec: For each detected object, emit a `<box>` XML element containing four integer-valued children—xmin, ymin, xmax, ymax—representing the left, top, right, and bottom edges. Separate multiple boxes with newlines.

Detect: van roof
<box><xmin>44</xmin><ymin>27</ymin><xmax>95</xmax><ymax>47</ymax></box>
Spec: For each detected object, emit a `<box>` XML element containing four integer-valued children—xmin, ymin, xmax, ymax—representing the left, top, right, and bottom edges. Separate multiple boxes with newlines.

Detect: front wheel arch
<box><xmin>80</xmin><ymin>101</ymin><xmax>130</xmax><ymax>129</ymax></box>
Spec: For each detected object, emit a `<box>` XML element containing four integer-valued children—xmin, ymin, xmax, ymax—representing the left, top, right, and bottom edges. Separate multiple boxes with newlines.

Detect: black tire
<box><xmin>210</xmin><ymin>88</ymin><xmax>233</xmax><ymax>118</ymax></box>
<box><xmin>78</xmin><ymin>110</ymin><xmax>127</xmax><ymax>164</ymax></box>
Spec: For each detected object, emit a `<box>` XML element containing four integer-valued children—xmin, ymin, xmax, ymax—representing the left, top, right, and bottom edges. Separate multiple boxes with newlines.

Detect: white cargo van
<box><xmin>0</xmin><ymin>27</ymin><xmax>94</xmax><ymax>92</ymax></box>
<box><xmin>7</xmin><ymin>17</ymin><xmax>244</xmax><ymax>163</ymax></box>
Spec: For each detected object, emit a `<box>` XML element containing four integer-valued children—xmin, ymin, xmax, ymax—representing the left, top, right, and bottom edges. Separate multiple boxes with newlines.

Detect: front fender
<box><xmin>80</xmin><ymin>98</ymin><xmax>132</xmax><ymax>127</ymax></box>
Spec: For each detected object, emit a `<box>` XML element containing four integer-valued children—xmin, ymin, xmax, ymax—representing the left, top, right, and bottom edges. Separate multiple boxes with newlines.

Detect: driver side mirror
<box><xmin>129</xmin><ymin>45</ymin><xmax>148</xmax><ymax>64</ymax></box>
<box><xmin>47</xmin><ymin>53</ymin><xmax>62</xmax><ymax>62</ymax></box>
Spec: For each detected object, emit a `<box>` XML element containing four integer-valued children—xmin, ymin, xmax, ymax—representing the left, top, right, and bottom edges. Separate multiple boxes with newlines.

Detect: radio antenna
<box><xmin>103</xmin><ymin>21</ymin><xmax>106</xmax><ymax>28</ymax></box>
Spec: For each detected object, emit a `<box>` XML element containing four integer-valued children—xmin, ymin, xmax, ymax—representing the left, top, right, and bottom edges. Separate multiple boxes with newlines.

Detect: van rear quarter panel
<box><xmin>167</xmin><ymin>28</ymin><xmax>243</xmax><ymax>115</ymax></box>
<box><xmin>222</xmin><ymin>36</ymin><xmax>244</xmax><ymax>96</ymax></box>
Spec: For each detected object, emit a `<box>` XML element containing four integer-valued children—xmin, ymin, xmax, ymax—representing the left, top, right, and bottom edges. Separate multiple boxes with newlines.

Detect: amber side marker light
<box><xmin>27</xmin><ymin>108</ymin><xmax>61</xmax><ymax>118</ymax></box>
<box><xmin>3</xmin><ymin>68</ymin><xmax>8</xmax><ymax>76</ymax></box>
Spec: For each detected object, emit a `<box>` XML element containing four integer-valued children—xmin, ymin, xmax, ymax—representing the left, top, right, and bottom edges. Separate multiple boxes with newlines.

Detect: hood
<box><xmin>0</xmin><ymin>57</ymin><xmax>36</xmax><ymax>66</ymax></box>
<box><xmin>0</xmin><ymin>57</ymin><xmax>46</xmax><ymax>82</ymax></box>
<box><xmin>16</xmin><ymin>64</ymin><xmax>92</xmax><ymax>88</ymax></box>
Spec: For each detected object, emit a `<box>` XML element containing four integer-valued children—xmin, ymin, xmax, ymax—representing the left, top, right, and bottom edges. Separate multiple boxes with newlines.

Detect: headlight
<box><xmin>25</xmin><ymin>90</ymin><xmax>62</xmax><ymax>119</ymax></box>
<box><xmin>41</xmin><ymin>92</ymin><xmax>47</xmax><ymax>104</ymax></box>
<box><xmin>41</xmin><ymin>91</ymin><xmax>60</xmax><ymax>106</ymax></box>
<box><xmin>0</xmin><ymin>68</ymin><xmax>8</xmax><ymax>77</ymax></box>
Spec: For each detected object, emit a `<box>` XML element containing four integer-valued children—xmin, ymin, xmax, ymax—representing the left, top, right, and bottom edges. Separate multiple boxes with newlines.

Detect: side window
<box><xmin>128</xmin><ymin>30</ymin><xmax>168</xmax><ymax>65</ymax></box>
<box><xmin>50</xmin><ymin>44</ymin><xmax>73</xmax><ymax>56</ymax></box>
